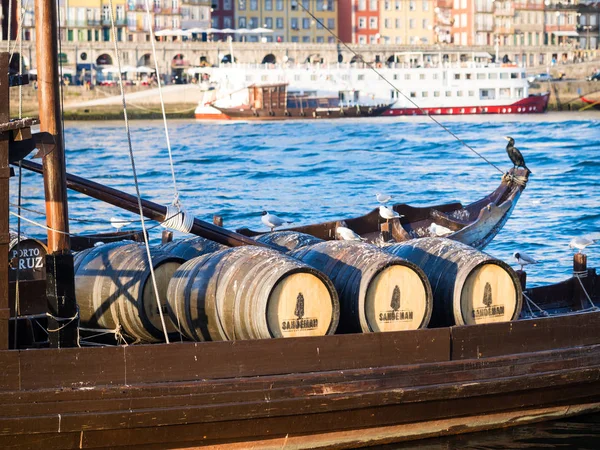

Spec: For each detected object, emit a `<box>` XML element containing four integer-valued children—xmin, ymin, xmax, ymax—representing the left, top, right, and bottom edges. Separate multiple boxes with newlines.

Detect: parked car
<box><xmin>587</xmin><ymin>72</ymin><xmax>600</xmax><ymax>81</ymax></box>
<box><xmin>527</xmin><ymin>73</ymin><xmax>553</xmax><ymax>83</ymax></box>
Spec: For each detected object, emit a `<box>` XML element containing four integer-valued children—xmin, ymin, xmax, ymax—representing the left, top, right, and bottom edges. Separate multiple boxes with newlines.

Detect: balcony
<box><xmin>545</xmin><ymin>23</ymin><xmax>577</xmax><ymax>32</ymax></box>
<box><xmin>436</xmin><ymin>0</ymin><xmax>453</xmax><ymax>8</ymax></box>
<box><xmin>66</xmin><ymin>20</ymin><xmax>88</xmax><ymax>27</ymax></box>
<box><xmin>494</xmin><ymin>8</ymin><xmax>515</xmax><ymax>16</ymax></box>
<box><xmin>513</xmin><ymin>1</ymin><xmax>544</xmax><ymax>10</ymax></box>
<box><xmin>101</xmin><ymin>18</ymin><xmax>127</xmax><ymax>26</ymax></box>
<box><xmin>475</xmin><ymin>22</ymin><xmax>494</xmax><ymax>32</ymax></box>
<box><xmin>514</xmin><ymin>23</ymin><xmax>544</xmax><ymax>33</ymax></box>
<box><xmin>544</xmin><ymin>2</ymin><xmax>579</xmax><ymax>11</ymax></box>
<box><xmin>88</xmin><ymin>19</ymin><xmax>101</xmax><ymax>26</ymax></box>
<box><xmin>495</xmin><ymin>26</ymin><xmax>515</xmax><ymax>34</ymax></box>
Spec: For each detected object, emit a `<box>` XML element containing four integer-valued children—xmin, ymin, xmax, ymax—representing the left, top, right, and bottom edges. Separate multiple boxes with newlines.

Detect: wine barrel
<box><xmin>254</xmin><ymin>231</ymin><xmax>324</xmax><ymax>253</ymax></box>
<box><xmin>74</xmin><ymin>242</ymin><xmax>184</xmax><ymax>343</ymax></box>
<box><xmin>167</xmin><ymin>246</ymin><xmax>340</xmax><ymax>341</ymax></box>
<box><xmin>385</xmin><ymin>237</ymin><xmax>522</xmax><ymax>327</ymax></box>
<box><xmin>157</xmin><ymin>236</ymin><xmax>226</xmax><ymax>260</ymax></box>
<box><xmin>291</xmin><ymin>241</ymin><xmax>432</xmax><ymax>333</ymax></box>
<box><xmin>8</xmin><ymin>231</ymin><xmax>47</xmax><ymax>281</ymax></box>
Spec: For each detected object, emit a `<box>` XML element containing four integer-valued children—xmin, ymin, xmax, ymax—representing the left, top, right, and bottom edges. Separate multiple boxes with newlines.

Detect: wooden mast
<box><xmin>35</xmin><ymin>0</ymin><xmax>78</xmax><ymax>347</ymax></box>
<box><xmin>0</xmin><ymin>53</ymin><xmax>10</xmax><ymax>349</ymax></box>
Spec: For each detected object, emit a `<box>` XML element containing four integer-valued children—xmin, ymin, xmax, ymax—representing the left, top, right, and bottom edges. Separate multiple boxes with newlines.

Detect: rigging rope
<box><xmin>143</xmin><ymin>0</ymin><xmax>181</xmax><ymax>206</ymax></box>
<box><xmin>106</xmin><ymin>0</ymin><xmax>171</xmax><ymax>343</ymax></box>
<box><xmin>295</xmin><ymin>1</ymin><xmax>504</xmax><ymax>175</ymax></box>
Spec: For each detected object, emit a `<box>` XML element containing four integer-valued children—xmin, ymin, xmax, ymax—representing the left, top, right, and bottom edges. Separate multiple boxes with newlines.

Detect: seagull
<box><xmin>261</xmin><ymin>211</ymin><xmax>293</xmax><ymax>232</ymax></box>
<box><xmin>504</xmin><ymin>136</ymin><xmax>531</xmax><ymax>174</ymax></box>
<box><xmin>376</xmin><ymin>193</ymin><xmax>392</xmax><ymax>204</ymax></box>
<box><xmin>429</xmin><ymin>223</ymin><xmax>453</xmax><ymax>237</ymax></box>
<box><xmin>336</xmin><ymin>226</ymin><xmax>365</xmax><ymax>241</ymax></box>
<box><xmin>513</xmin><ymin>251</ymin><xmax>539</xmax><ymax>271</ymax></box>
<box><xmin>569</xmin><ymin>236</ymin><xmax>597</xmax><ymax>254</ymax></box>
<box><xmin>110</xmin><ymin>217</ymin><xmax>132</xmax><ymax>231</ymax></box>
<box><xmin>379</xmin><ymin>205</ymin><xmax>403</xmax><ymax>221</ymax></box>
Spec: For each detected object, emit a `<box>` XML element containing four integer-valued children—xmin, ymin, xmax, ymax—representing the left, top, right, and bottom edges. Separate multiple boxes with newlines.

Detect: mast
<box><xmin>35</xmin><ymin>0</ymin><xmax>78</xmax><ymax>347</ymax></box>
<box><xmin>0</xmin><ymin>53</ymin><xmax>10</xmax><ymax>349</ymax></box>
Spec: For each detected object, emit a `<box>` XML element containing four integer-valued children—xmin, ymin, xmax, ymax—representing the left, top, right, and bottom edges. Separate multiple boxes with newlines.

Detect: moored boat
<box><xmin>236</xmin><ymin>167</ymin><xmax>529</xmax><ymax>251</ymax></box>
<box><xmin>581</xmin><ymin>96</ymin><xmax>600</xmax><ymax>111</ymax></box>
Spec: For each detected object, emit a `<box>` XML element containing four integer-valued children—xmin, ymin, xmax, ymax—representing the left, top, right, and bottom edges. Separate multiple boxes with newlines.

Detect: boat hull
<box><xmin>384</xmin><ymin>93</ymin><xmax>550</xmax><ymax>116</ymax></box>
<box><xmin>214</xmin><ymin>104</ymin><xmax>391</xmax><ymax>121</ymax></box>
<box><xmin>581</xmin><ymin>96</ymin><xmax>600</xmax><ymax>111</ymax></box>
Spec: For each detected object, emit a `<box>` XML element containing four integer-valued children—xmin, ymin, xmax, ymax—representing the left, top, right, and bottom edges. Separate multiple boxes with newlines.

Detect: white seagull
<box><xmin>429</xmin><ymin>222</ymin><xmax>453</xmax><ymax>237</ymax></box>
<box><xmin>336</xmin><ymin>226</ymin><xmax>365</xmax><ymax>241</ymax></box>
<box><xmin>379</xmin><ymin>205</ymin><xmax>403</xmax><ymax>221</ymax></box>
<box><xmin>110</xmin><ymin>217</ymin><xmax>132</xmax><ymax>231</ymax></box>
<box><xmin>261</xmin><ymin>211</ymin><xmax>293</xmax><ymax>232</ymax></box>
<box><xmin>376</xmin><ymin>193</ymin><xmax>392</xmax><ymax>204</ymax></box>
<box><xmin>569</xmin><ymin>236</ymin><xmax>597</xmax><ymax>254</ymax></box>
<box><xmin>513</xmin><ymin>251</ymin><xmax>539</xmax><ymax>271</ymax></box>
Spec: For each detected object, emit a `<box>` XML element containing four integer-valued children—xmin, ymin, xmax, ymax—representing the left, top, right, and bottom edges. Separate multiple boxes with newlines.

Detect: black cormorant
<box><xmin>504</xmin><ymin>136</ymin><xmax>530</xmax><ymax>173</ymax></box>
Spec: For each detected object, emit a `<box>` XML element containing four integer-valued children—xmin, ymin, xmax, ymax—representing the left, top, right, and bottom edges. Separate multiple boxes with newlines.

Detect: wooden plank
<box><xmin>18</xmin><ymin>346</ymin><xmax>125</xmax><ymax>390</ymax></box>
<box><xmin>0</xmin><ymin>351</ymin><xmax>19</xmax><ymax>391</ymax></box>
<box><xmin>125</xmin><ymin>328</ymin><xmax>450</xmax><ymax>383</ymax></box>
<box><xmin>452</xmin><ymin>311</ymin><xmax>600</xmax><ymax>360</ymax></box>
<box><xmin>0</xmin><ymin>52</ymin><xmax>10</xmax><ymax>350</ymax></box>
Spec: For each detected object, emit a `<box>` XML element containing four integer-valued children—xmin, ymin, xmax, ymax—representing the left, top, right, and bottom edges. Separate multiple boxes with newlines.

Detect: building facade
<box><xmin>578</xmin><ymin>1</ymin><xmax>599</xmax><ymax>50</ymax></box>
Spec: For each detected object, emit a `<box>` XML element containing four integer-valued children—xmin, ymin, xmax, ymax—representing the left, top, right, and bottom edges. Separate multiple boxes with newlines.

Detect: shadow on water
<box><xmin>371</xmin><ymin>413</ymin><xmax>600</xmax><ymax>449</ymax></box>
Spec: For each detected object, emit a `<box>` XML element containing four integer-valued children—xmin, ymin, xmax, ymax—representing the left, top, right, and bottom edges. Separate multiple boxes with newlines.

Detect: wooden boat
<box><xmin>213</xmin><ymin>83</ymin><xmax>393</xmax><ymax>120</ymax></box>
<box><xmin>581</xmin><ymin>96</ymin><xmax>600</xmax><ymax>111</ymax></box>
<box><xmin>3</xmin><ymin>3</ymin><xmax>600</xmax><ymax>449</ymax></box>
<box><xmin>236</xmin><ymin>167</ymin><xmax>529</xmax><ymax>251</ymax></box>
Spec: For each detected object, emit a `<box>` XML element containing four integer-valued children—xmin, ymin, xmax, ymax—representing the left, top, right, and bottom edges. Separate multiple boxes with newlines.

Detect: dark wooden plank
<box><xmin>452</xmin><ymin>311</ymin><xmax>600</xmax><ymax>360</ymax></box>
<box><xmin>125</xmin><ymin>328</ymin><xmax>450</xmax><ymax>383</ymax></box>
<box><xmin>18</xmin><ymin>346</ymin><xmax>125</xmax><ymax>390</ymax></box>
<box><xmin>0</xmin><ymin>351</ymin><xmax>19</xmax><ymax>390</ymax></box>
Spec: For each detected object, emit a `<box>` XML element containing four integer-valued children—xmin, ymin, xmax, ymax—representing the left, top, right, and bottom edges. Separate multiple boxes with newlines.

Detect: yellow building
<box><xmin>379</xmin><ymin>0</ymin><xmax>437</xmax><ymax>45</ymax></box>
<box><xmin>234</xmin><ymin>0</ymin><xmax>337</xmax><ymax>44</ymax></box>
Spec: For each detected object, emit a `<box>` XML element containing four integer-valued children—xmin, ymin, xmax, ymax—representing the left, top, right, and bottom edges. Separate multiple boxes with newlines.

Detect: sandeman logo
<box><xmin>282</xmin><ymin>292</ymin><xmax>318</xmax><ymax>332</ymax></box>
<box><xmin>379</xmin><ymin>285</ymin><xmax>413</xmax><ymax>322</ymax></box>
<box><xmin>472</xmin><ymin>282</ymin><xmax>505</xmax><ymax>319</ymax></box>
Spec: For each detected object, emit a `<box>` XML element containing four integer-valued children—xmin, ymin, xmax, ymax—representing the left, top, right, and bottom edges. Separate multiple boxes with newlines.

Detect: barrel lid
<box><xmin>459</xmin><ymin>262</ymin><xmax>519</xmax><ymax>325</ymax></box>
<box><xmin>365</xmin><ymin>264</ymin><xmax>430</xmax><ymax>332</ymax></box>
<box><xmin>267</xmin><ymin>272</ymin><xmax>334</xmax><ymax>338</ymax></box>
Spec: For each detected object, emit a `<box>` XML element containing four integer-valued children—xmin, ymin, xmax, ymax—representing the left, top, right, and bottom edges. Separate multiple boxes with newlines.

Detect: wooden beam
<box><xmin>35</xmin><ymin>0</ymin><xmax>78</xmax><ymax>347</ymax></box>
<box><xmin>0</xmin><ymin>53</ymin><xmax>9</xmax><ymax>349</ymax></box>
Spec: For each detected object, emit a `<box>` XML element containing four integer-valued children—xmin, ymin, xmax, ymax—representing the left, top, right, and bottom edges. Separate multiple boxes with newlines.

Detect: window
<box><xmin>369</xmin><ymin>0</ymin><xmax>377</xmax><ymax>10</ymax></box>
<box><xmin>239</xmin><ymin>0</ymin><xmax>245</xmax><ymax>10</ymax></box>
<box><xmin>410</xmin><ymin>92</ymin><xmax>417</xmax><ymax>98</ymax></box>
<box><xmin>265</xmin><ymin>17</ymin><xmax>273</xmax><ymax>28</ymax></box>
<box><xmin>369</xmin><ymin>17</ymin><xmax>377</xmax><ymax>29</ymax></box>
<box><xmin>224</xmin><ymin>16</ymin><xmax>232</xmax><ymax>27</ymax></box>
<box><xmin>432</xmin><ymin>73</ymin><xmax>438</xmax><ymax>79</ymax></box>
<box><xmin>302</xmin><ymin>18</ymin><xmax>311</xmax><ymax>29</ymax></box>
<box><xmin>239</xmin><ymin>17</ymin><xmax>247</xmax><ymax>27</ymax></box>
<box><xmin>396</xmin><ymin>0</ymin><xmax>401</xmax><ymax>10</ymax></box>
<box><xmin>316</xmin><ymin>36</ymin><xmax>324</xmax><ymax>42</ymax></box>
<box><xmin>265</xmin><ymin>0</ymin><xmax>272</xmax><ymax>10</ymax></box>
<box><xmin>224</xmin><ymin>0</ymin><xmax>232</xmax><ymax>9</ymax></box>
<box><xmin>409</xmin><ymin>19</ymin><xmax>415</xmax><ymax>29</ymax></box>
<box><xmin>465</xmin><ymin>73</ymin><xmax>472</xmax><ymax>79</ymax></box>
<box><xmin>457</xmin><ymin>91</ymin><xmax>463</xmax><ymax>97</ymax></box>
<box><xmin>477</xmin><ymin>73</ymin><xmax>485</xmax><ymax>79</ymax></box>
<box><xmin>500</xmin><ymin>73</ymin><xmax>509</xmax><ymax>79</ymax></box>
<box><xmin>302</xmin><ymin>36</ymin><xmax>310</xmax><ymax>43</ymax></box>
<box><xmin>488</xmin><ymin>72</ymin><xmax>498</xmax><ymax>79</ymax></box>
<box><xmin>358</xmin><ymin>74</ymin><xmax>365</xmax><ymax>80</ymax></box>
<box><xmin>468</xmin><ymin>90</ymin><xmax>475</xmax><ymax>96</ymax></box>
<box><xmin>291</xmin><ymin>36</ymin><xmax>299</xmax><ymax>42</ymax></box>
<box><xmin>358</xmin><ymin>35</ymin><xmax>366</xmax><ymax>44</ymax></box>
<box><xmin>291</xmin><ymin>18</ymin><xmax>298</xmax><ymax>30</ymax></box>
<box><xmin>250</xmin><ymin>0</ymin><xmax>257</xmax><ymax>11</ymax></box>
<box><xmin>327</xmin><ymin>18</ymin><xmax>335</xmax><ymax>29</ymax></box>
<box><xmin>409</xmin><ymin>1</ymin><xmax>415</xmax><ymax>11</ymax></box>
<box><xmin>276</xmin><ymin>17</ymin><xmax>283</xmax><ymax>29</ymax></box>
<box><xmin>358</xmin><ymin>17</ymin><xmax>366</xmax><ymax>29</ymax></box>
<box><xmin>454</xmin><ymin>73</ymin><xmax>460</xmax><ymax>79</ymax></box>
<box><xmin>422</xmin><ymin>91</ymin><xmax>428</xmax><ymax>97</ymax></box>
<box><xmin>422</xmin><ymin>0</ymin><xmax>428</xmax><ymax>11</ymax></box>
<box><xmin>385</xmin><ymin>18</ymin><xmax>390</xmax><ymax>28</ymax></box>
<box><xmin>395</xmin><ymin>18</ymin><xmax>401</xmax><ymax>28</ymax></box>
<box><xmin>384</xmin><ymin>0</ymin><xmax>391</xmax><ymax>10</ymax></box>
<box><xmin>249</xmin><ymin>17</ymin><xmax>258</xmax><ymax>28</ymax></box>
<box><xmin>419</xmin><ymin>73</ymin><xmax>425</xmax><ymax>80</ymax></box>
<box><xmin>276</xmin><ymin>0</ymin><xmax>283</xmax><ymax>10</ymax></box>
<box><xmin>358</xmin><ymin>0</ymin><xmax>366</xmax><ymax>11</ymax></box>
<box><xmin>404</xmin><ymin>73</ymin><xmax>411</xmax><ymax>80</ymax></box>
<box><xmin>370</xmin><ymin>35</ymin><xmax>377</xmax><ymax>43</ymax></box>
<box><xmin>433</xmin><ymin>91</ymin><xmax>440</xmax><ymax>97</ymax></box>
<box><xmin>422</xmin><ymin>19</ymin><xmax>428</xmax><ymax>29</ymax></box>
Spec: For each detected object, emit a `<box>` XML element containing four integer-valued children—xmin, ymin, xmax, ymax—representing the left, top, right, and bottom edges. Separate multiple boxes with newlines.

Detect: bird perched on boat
<box><xmin>336</xmin><ymin>226</ymin><xmax>365</xmax><ymax>241</ymax></box>
<box><xmin>569</xmin><ymin>236</ymin><xmax>598</xmax><ymax>254</ymax></box>
<box><xmin>110</xmin><ymin>217</ymin><xmax>132</xmax><ymax>231</ymax></box>
<box><xmin>376</xmin><ymin>193</ymin><xmax>392</xmax><ymax>204</ymax></box>
<box><xmin>504</xmin><ymin>136</ymin><xmax>531</xmax><ymax>174</ymax></box>
<box><xmin>428</xmin><ymin>223</ymin><xmax>453</xmax><ymax>237</ymax></box>
<box><xmin>261</xmin><ymin>211</ymin><xmax>293</xmax><ymax>232</ymax></box>
<box><xmin>379</xmin><ymin>205</ymin><xmax>403</xmax><ymax>221</ymax></box>
<box><xmin>513</xmin><ymin>251</ymin><xmax>539</xmax><ymax>271</ymax></box>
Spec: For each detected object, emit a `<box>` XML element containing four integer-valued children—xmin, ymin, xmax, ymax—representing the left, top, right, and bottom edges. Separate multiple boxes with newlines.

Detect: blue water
<box><xmin>8</xmin><ymin>112</ymin><xmax>600</xmax><ymax>447</ymax></box>
<box><xmin>10</xmin><ymin>112</ymin><xmax>600</xmax><ymax>285</ymax></box>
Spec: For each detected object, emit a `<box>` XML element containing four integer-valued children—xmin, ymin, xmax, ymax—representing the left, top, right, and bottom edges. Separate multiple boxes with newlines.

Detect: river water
<box><xmin>8</xmin><ymin>111</ymin><xmax>600</xmax><ymax>446</ymax></box>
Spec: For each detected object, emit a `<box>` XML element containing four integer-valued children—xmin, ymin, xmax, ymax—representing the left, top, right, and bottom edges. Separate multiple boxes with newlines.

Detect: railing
<box><xmin>495</xmin><ymin>26</ymin><xmax>515</xmax><ymax>34</ymax></box>
<box><xmin>102</xmin><ymin>18</ymin><xmax>127</xmax><ymax>26</ymax></box>
<box><xmin>88</xmin><ymin>19</ymin><xmax>101</xmax><ymax>26</ymax></box>
<box><xmin>494</xmin><ymin>8</ymin><xmax>514</xmax><ymax>16</ymax></box>
<box><xmin>514</xmin><ymin>23</ymin><xmax>544</xmax><ymax>32</ymax></box>
<box><xmin>513</xmin><ymin>1</ymin><xmax>544</xmax><ymax>10</ymax></box>
<box><xmin>475</xmin><ymin>22</ymin><xmax>494</xmax><ymax>32</ymax></box>
<box><xmin>435</xmin><ymin>0</ymin><xmax>453</xmax><ymax>8</ymax></box>
<box><xmin>545</xmin><ymin>24</ymin><xmax>577</xmax><ymax>32</ymax></box>
<box><xmin>66</xmin><ymin>20</ymin><xmax>88</xmax><ymax>27</ymax></box>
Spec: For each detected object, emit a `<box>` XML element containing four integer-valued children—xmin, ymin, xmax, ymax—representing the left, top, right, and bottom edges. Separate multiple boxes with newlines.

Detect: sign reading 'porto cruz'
<box><xmin>379</xmin><ymin>286</ymin><xmax>414</xmax><ymax>322</ymax></box>
<box><xmin>472</xmin><ymin>282</ymin><xmax>505</xmax><ymax>319</ymax></box>
<box><xmin>281</xmin><ymin>292</ymin><xmax>319</xmax><ymax>332</ymax></box>
<box><xmin>8</xmin><ymin>235</ymin><xmax>47</xmax><ymax>282</ymax></box>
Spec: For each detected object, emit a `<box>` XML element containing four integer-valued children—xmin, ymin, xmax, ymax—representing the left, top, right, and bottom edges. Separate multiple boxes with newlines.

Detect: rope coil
<box><xmin>161</xmin><ymin>204</ymin><xmax>194</xmax><ymax>233</ymax></box>
<box><xmin>46</xmin><ymin>311</ymin><xmax>79</xmax><ymax>333</ymax></box>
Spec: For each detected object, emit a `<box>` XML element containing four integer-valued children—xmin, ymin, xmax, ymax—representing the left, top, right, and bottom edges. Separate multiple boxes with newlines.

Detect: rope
<box><xmin>295</xmin><ymin>2</ymin><xmax>504</xmax><ymax>175</ymax></box>
<box><xmin>7</xmin><ymin>0</ymin><xmax>29</xmax><ymax>64</ymax></box>
<box><xmin>12</xmin><ymin>162</ymin><xmax>23</xmax><ymax>348</ymax></box>
<box><xmin>522</xmin><ymin>292</ymin><xmax>549</xmax><ymax>317</ymax></box>
<box><xmin>78</xmin><ymin>325</ymin><xmax>129</xmax><ymax>346</ymax></box>
<box><xmin>575</xmin><ymin>272</ymin><xmax>597</xmax><ymax>309</ymax></box>
<box><xmin>46</xmin><ymin>310</ymin><xmax>79</xmax><ymax>333</ymax></box>
<box><xmin>108</xmin><ymin>0</ymin><xmax>170</xmax><ymax>344</ymax></box>
<box><xmin>143</xmin><ymin>0</ymin><xmax>180</xmax><ymax>206</ymax></box>
<box><xmin>161</xmin><ymin>204</ymin><xmax>194</xmax><ymax>233</ymax></box>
